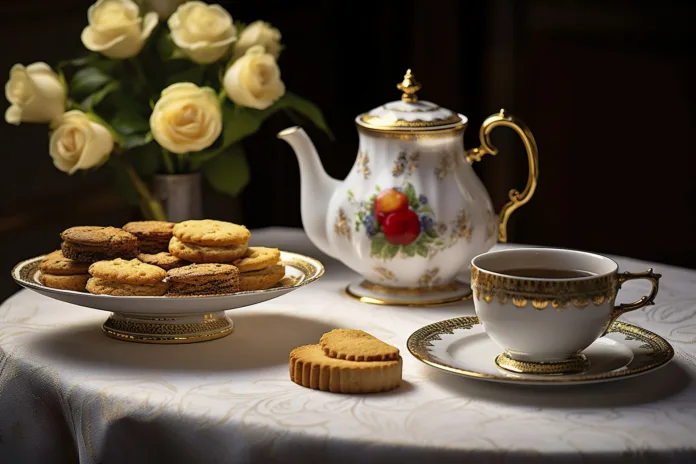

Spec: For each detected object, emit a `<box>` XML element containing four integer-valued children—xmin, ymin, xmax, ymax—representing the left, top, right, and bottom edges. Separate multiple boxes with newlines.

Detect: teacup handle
<box><xmin>603</xmin><ymin>269</ymin><xmax>662</xmax><ymax>335</ymax></box>
<box><xmin>466</xmin><ymin>109</ymin><xmax>539</xmax><ymax>242</ymax></box>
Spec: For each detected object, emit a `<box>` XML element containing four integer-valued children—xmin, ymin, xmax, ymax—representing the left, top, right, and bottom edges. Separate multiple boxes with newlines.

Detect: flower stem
<box><xmin>177</xmin><ymin>153</ymin><xmax>188</xmax><ymax>173</ymax></box>
<box><xmin>161</xmin><ymin>147</ymin><xmax>175</xmax><ymax>174</ymax></box>
<box><xmin>123</xmin><ymin>158</ymin><xmax>167</xmax><ymax>221</ymax></box>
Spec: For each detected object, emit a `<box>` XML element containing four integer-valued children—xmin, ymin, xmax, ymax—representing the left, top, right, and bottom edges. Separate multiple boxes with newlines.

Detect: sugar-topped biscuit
<box><xmin>320</xmin><ymin>329</ymin><xmax>400</xmax><ymax>361</ymax></box>
<box><xmin>86</xmin><ymin>277</ymin><xmax>167</xmax><ymax>296</ymax></box>
<box><xmin>89</xmin><ymin>258</ymin><xmax>166</xmax><ymax>285</ymax></box>
<box><xmin>233</xmin><ymin>247</ymin><xmax>281</xmax><ymax>272</ymax></box>
<box><xmin>173</xmin><ymin>220</ymin><xmax>250</xmax><ymax>246</ymax></box>
<box><xmin>289</xmin><ymin>344</ymin><xmax>402</xmax><ymax>394</ymax></box>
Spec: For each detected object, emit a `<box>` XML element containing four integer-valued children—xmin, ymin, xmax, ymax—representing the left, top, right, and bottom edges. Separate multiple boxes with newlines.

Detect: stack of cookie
<box><xmin>233</xmin><ymin>247</ymin><xmax>285</xmax><ymax>291</ymax></box>
<box><xmin>37</xmin><ymin>218</ymin><xmax>287</xmax><ymax>296</ymax></box>
<box><xmin>169</xmin><ymin>220</ymin><xmax>250</xmax><ymax>264</ymax></box>
<box><xmin>86</xmin><ymin>258</ymin><xmax>168</xmax><ymax>296</ymax></box>
<box><xmin>289</xmin><ymin>329</ymin><xmax>403</xmax><ymax>394</ymax></box>
<box><xmin>38</xmin><ymin>250</ymin><xmax>91</xmax><ymax>292</ymax></box>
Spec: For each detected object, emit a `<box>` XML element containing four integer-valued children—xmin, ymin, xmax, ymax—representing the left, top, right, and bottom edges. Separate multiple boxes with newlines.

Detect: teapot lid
<box><xmin>356</xmin><ymin>69</ymin><xmax>467</xmax><ymax>132</ymax></box>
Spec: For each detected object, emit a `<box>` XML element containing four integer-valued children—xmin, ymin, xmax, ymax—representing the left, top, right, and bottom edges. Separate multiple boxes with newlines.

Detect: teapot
<box><xmin>278</xmin><ymin>70</ymin><xmax>539</xmax><ymax>305</ymax></box>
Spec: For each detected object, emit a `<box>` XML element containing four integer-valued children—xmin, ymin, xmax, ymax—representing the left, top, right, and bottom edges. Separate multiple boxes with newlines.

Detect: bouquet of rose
<box><xmin>4</xmin><ymin>0</ymin><xmax>328</xmax><ymax>220</ymax></box>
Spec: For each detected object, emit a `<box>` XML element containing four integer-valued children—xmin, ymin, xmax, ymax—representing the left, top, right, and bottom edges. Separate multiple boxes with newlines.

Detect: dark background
<box><xmin>1</xmin><ymin>0</ymin><xmax>695</xmax><ymax>300</ymax></box>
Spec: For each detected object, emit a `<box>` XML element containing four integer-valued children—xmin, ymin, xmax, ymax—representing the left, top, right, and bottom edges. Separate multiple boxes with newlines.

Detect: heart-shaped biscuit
<box><xmin>319</xmin><ymin>328</ymin><xmax>400</xmax><ymax>361</ymax></box>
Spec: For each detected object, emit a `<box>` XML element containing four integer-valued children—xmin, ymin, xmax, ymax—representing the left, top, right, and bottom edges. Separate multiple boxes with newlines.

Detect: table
<box><xmin>2</xmin><ymin>227</ymin><xmax>696</xmax><ymax>463</ymax></box>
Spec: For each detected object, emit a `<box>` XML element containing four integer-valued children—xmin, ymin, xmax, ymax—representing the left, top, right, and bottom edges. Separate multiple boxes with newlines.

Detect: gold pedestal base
<box><xmin>495</xmin><ymin>352</ymin><xmax>590</xmax><ymax>375</ymax></box>
<box><xmin>102</xmin><ymin>311</ymin><xmax>234</xmax><ymax>344</ymax></box>
<box><xmin>345</xmin><ymin>279</ymin><xmax>472</xmax><ymax>306</ymax></box>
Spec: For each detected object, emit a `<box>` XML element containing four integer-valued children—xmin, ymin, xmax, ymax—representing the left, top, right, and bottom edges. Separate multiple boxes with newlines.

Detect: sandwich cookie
<box><xmin>39</xmin><ymin>250</ymin><xmax>91</xmax><ymax>292</ymax></box>
<box><xmin>61</xmin><ymin>226</ymin><xmax>138</xmax><ymax>262</ymax></box>
<box><xmin>123</xmin><ymin>221</ymin><xmax>175</xmax><ymax>253</ymax></box>
<box><xmin>166</xmin><ymin>263</ymin><xmax>240</xmax><ymax>296</ymax></box>
<box><xmin>86</xmin><ymin>258</ymin><xmax>167</xmax><ymax>296</ymax></box>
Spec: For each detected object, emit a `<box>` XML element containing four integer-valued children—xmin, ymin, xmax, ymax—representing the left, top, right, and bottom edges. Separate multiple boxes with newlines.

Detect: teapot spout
<box><xmin>277</xmin><ymin>126</ymin><xmax>340</xmax><ymax>259</ymax></box>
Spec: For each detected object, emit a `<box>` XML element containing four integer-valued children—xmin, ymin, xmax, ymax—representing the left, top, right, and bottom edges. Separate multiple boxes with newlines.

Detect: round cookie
<box><xmin>239</xmin><ymin>263</ymin><xmax>285</xmax><ymax>291</ymax></box>
<box><xmin>86</xmin><ymin>277</ymin><xmax>167</xmax><ymax>296</ymax></box>
<box><xmin>60</xmin><ymin>226</ymin><xmax>138</xmax><ymax>262</ymax></box>
<box><xmin>39</xmin><ymin>273</ymin><xmax>89</xmax><ymax>292</ymax></box>
<box><xmin>320</xmin><ymin>329</ymin><xmax>400</xmax><ymax>362</ymax></box>
<box><xmin>89</xmin><ymin>258</ymin><xmax>166</xmax><ymax>285</ymax></box>
<box><xmin>137</xmin><ymin>252</ymin><xmax>187</xmax><ymax>271</ymax></box>
<box><xmin>166</xmin><ymin>263</ymin><xmax>240</xmax><ymax>296</ymax></box>
<box><xmin>289</xmin><ymin>344</ymin><xmax>402</xmax><ymax>394</ymax></box>
<box><xmin>40</xmin><ymin>250</ymin><xmax>91</xmax><ymax>275</ymax></box>
<box><xmin>173</xmin><ymin>220</ymin><xmax>250</xmax><ymax>246</ymax></box>
<box><xmin>123</xmin><ymin>221</ymin><xmax>175</xmax><ymax>240</ymax></box>
<box><xmin>233</xmin><ymin>247</ymin><xmax>281</xmax><ymax>272</ymax></box>
<box><xmin>169</xmin><ymin>236</ymin><xmax>248</xmax><ymax>263</ymax></box>
<box><xmin>124</xmin><ymin>221</ymin><xmax>175</xmax><ymax>253</ymax></box>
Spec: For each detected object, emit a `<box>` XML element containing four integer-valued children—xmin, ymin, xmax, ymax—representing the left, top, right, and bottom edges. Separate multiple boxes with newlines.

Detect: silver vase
<box><xmin>153</xmin><ymin>173</ymin><xmax>203</xmax><ymax>222</ymax></box>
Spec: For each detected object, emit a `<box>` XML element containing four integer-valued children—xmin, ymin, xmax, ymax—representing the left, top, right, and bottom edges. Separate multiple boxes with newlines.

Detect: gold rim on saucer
<box><xmin>494</xmin><ymin>352</ymin><xmax>589</xmax><ymax>375</ymax></box>
<box><xmin>407</xmin><ymin>316</ymin><xmax>674</xmax><ymax>384</ymax></box>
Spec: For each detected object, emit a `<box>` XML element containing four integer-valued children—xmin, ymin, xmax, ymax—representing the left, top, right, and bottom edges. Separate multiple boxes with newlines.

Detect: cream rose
<box><xmin>224</xmin><ymin>45</ymin><xmax>285</xmax><ymax>110</ymax></box>
<box><xmin>168</xmin><ymin>2</ymin><xmax>236</xmax><ymax>64</ymax></box>
<box><xmin>150</xmin><ymin>83</ymin><xmax>222</xmax><ymax>154</ymax></box>
<box><xmin>81</xmin><ymin>0</ymin><xmax>158</xmax><ymax>59</ymax></box>
<box><xmin>5</xmin><ymin>62</ymin><xmax>65</xmax><ymax>125</ymax></box>
<box><xmin>49</xmin><ymin>111</ymin><xmax>114</xmax><ymax>174</ymax></box>
<box><xmin>232</xmin><ymin>21</ymin><xmax>281</xmax><ymax>61</ymax></box>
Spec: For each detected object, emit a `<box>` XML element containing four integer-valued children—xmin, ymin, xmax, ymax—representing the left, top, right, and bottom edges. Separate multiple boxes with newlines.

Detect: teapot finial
<box><xmin>397</xmin><ymin>69</ymin><xmax>421</xmax><ymax>103</ymax></box>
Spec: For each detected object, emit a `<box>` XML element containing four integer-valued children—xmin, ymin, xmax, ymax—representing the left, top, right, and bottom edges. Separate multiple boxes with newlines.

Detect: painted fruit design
<box><xmin>353</xmin><ymin>183</ymin><xmax>446</xmax><ymax>260</ymax></box>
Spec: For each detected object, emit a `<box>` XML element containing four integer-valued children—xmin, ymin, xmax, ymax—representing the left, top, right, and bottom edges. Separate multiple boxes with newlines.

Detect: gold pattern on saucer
<box><xmin>397</xmin><ymin>68</ymin><xmax>421</xmax><ymax>102</ymax></box>
<box><xmin>471</xmin><ymin>266</ymin><xmax>617</xmax><ymax>310</ymax></box>
<box><xmin>465</xmin><ymin>109</ymin><xmax>539</xmax><ymax>243</ymax></box>
<box><xmin>102</xmin><ymin>312</ymin><xmax>233</xmax><ymax>344</ymax></box>
<box><xmin>495</xmin><ymin>352</ymin><xmax>589</xmax><ymax>375</ymax></box>
<box><xmin>406</xmin><ymin>316</ymin><xmax>674</xmax><ymax>384</ymax></box>
<box><xmin>334</xmin><ymin>208</ymin><xmax>351</xmax><ymax>240</ymax></box>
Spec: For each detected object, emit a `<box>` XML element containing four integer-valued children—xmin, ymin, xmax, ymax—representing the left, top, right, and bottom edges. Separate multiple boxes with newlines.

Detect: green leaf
<box><xmin>404</xmin><ymin>183</ymin><xmax>417</xmax><ymax>205</ymax></box>
<box><xmin>384</xmin><ymin>244</ymin><xmax>399</xmax><ymax>259</ymax></box>
<box><xmin>122</xmin><ymin>133</ymin><xmax>153</xmax><ymax>150</ymax></box>
<box><xmin>374</xmin><ymin>185</ymin><xmax>381</xmax><ymax>192</ymax></box>
<box><xmin>370</xmin><ymin>235</ymin><xmax>387</xmax><ymax>257</ymax></box>
<box><xmin>201</xmin><ymin>145</ymin><xmax>250</xmax><ymax>197</ymax></box>
<box><xmin>157</xmin><ymin>32</ymin><xmax>175</xmax><ymax>61</ymax></box>
<box><xmin>425</xmin><ymin>227</ymin><xmax>438</xmax><ymax>239</ymax></box>
<box><xmin>70</xmin><ymin>67</ymin><xmax>112</xmax><ymax>98</ymax></box>
<box><xmin>416</xmin><ymin>244</ymin><xmax>429</xmax><ymax>257</ymax></box>
<box><xmin>81</xmin><ymin>81</ymin><xmax>120</xmax><ymax>109</ymax></box>
<box><xmin>278</xmin><ymin>91</ymin><xmax>333</xmax><ymax>138</ymax></box>
<box><xmin>111</xmin><ymin>108</ymin><xmax>150</xmax><ymax>135</ymax></box>
<box><xmin>434</xmin><ymin>239</ymin><xmax>445</xmax><ymax>247</ymax></box>
<box><xmin>403</xmin><ymin>244</ymin><xmax>416</xmax><ymax>257</ymax></box>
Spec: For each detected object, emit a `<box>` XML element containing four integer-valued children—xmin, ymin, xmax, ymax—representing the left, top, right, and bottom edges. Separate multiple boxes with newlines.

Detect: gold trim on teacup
<box><xmin>470</xmin><ymin>266</ymin><xmax>617</xmax><ymax>310</ymax></box>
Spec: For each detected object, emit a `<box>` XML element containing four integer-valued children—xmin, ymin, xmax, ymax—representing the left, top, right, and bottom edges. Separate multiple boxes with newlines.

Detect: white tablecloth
<box><xmin>2</xmin><ymin>227</ymin><xmax>696</xmax><ymax>463</ymax></box>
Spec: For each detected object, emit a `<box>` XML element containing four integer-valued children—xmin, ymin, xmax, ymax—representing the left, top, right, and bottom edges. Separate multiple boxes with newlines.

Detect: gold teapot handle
<box><xmin>466</xmin><ymin>109</ymin><xmax>539</xmax><ymax>242</ymax></box>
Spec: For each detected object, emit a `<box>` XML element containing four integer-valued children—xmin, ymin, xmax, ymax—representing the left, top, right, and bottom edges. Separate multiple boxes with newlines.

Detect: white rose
<box><xmin>168</xmin><ymin>2</ymin><xmax>236</xmax><ymax>64</ymax></box>
<box><xmin>232</xmin><ymin>21</ymin><xmax>281</xmax><ymax>61</ymax></box>
<box><xmin>49</xmin><ymin>111</ymin><xmax>114</xmax><ymax>174</ymax></box>
<box><xmin>81</xmin><ymin>0</ymin><xmax>158</xmax><ymax>59</ymax></box>
<box><xmin>5</xmin><ymin>62</ymin><xmax>65</xmax><ymax>125</ymax></box>
<box><xmin>150</xmin><ymin>82</ymin><xmax>222</xmax><ymax>154</ymax></box>
<box><xmin>224</xmin><ymin>45</ymin><xmax>285</xmax><ymax>110</ymax></box>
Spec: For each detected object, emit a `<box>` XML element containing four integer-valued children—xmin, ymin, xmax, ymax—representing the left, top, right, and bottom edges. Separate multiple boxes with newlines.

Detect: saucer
<box><xmin>345</xmin><ymin>279</ymin><xmax>472</xmax><ymax>306</ymax></box>
<box><xmin>407</xmin><ymin>316</ymin><xmax>674</xmax><ymax>385</ymax></box>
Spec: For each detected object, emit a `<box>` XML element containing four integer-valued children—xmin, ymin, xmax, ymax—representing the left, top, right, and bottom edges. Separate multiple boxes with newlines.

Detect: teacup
<box><xmin>470</xmin><ymin>247</ymin><xmax>661</xmax><ymax>375</ymax></box>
